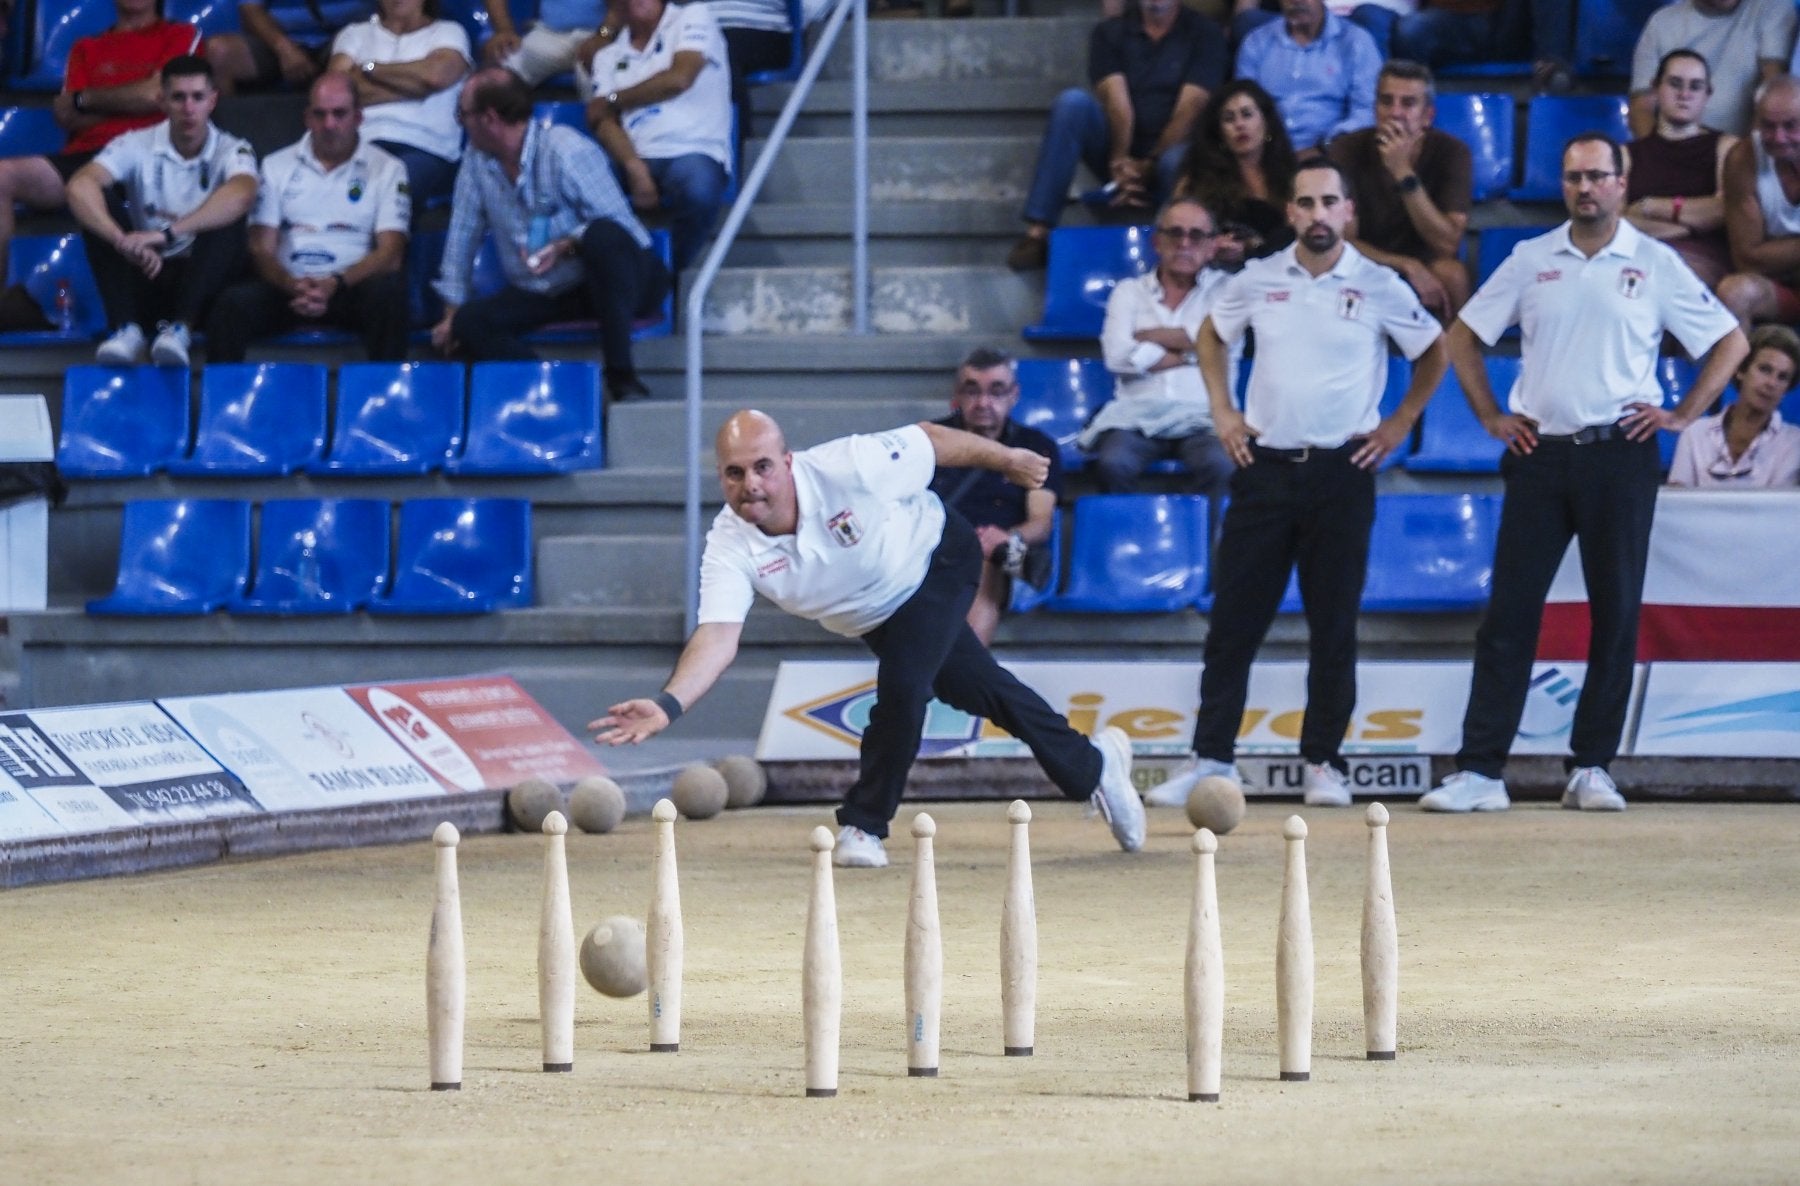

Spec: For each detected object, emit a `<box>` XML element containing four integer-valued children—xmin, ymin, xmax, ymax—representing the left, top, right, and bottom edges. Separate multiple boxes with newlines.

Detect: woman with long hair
<box><xmin>1174</xmin><ymin>80</ymin><xmax>1297</xmax><ymax>266</ymax></box>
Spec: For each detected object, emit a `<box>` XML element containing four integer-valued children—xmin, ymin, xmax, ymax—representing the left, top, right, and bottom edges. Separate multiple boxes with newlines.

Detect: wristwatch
<box><xmin>605</xmin><ymin>91</ymin><xmax>620</xmax><ymax>107</ymax></box>
<box><xmin>1398</xmin><ymin>174</ymin><xmax>1422</xmax><ymax>195</ymax></box>
<box><xmin>162</xmin><ymin>226</ymin><xmax>176</xmax><ymax>246</ymax></box>
<box><xmin>71</xmin><ymin>89</ymin><xmax>87</xmax><ymax>113</ymax></box>
<box><xmin>1180</xmin><ymin>350</ymin><xmax>1199</xmax><ymax>366</ymax></box>
<box><xmin>361</xmin><ymin>60</ymin><xmax>377</xmax><ymax>76</ymax></box>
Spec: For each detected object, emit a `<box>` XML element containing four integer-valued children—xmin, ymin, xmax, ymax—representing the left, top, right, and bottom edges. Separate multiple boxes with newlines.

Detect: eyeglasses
<box><xmin>1157</xmin><ymin>226</ymin><xmax>1216</xmax><ymax>243</ymax></box>
<box><xmin>1561</xmin><ymin>170</ymin><xmax>1619</xmax><ymax>186</ymax></box>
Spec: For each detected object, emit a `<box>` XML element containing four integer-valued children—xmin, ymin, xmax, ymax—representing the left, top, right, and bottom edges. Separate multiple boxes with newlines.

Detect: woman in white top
<box><xmin>1669</xmin><ymin>323</ymin><xmax>1800</xmax><ymax>487</ymax></box>
<box><xmin>329</xmin><ymin>0</ymin><xmax>472</xmax><ymax>209</ymax></box>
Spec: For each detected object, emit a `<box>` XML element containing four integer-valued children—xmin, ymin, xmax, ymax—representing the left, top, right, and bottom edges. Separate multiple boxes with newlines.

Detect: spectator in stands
<box><xmin>1234</xmin><ymin>0</ymin><xmax>1381</xmax><ymax>156</ymax></box>
<box><xmin>480</xmin><ymin>0</ymin><xmax>601</xmax><ymax>88</ymax></box>
<box><xmin>928</xmin><ymin>348</ymin><xmax>1063</xmax><ymax>644</ymax></box>
<box><xmin>205</xmin><ymin>72</ymin><xmax>411</xmax><ymax>363</ymax></box>
<box><xmin>1173</xmin><ymin>80</ymin><xmax>1296</xmax><ymax>267</ymax></box>
<box><xmin>1629</xmin><ymin>0</ymin><xmax>1794</xmax><ymax>140</ymax></box>
<box><xmin>1006</xmin><ymin>0</ymin><xmax>1227</xmax><ymax>272</ymax></box>
<box><xmin>1718</xmin><ymin>76</ymin><xmax>1800</xmax><ymax>331</ymax></box>
<box><xmin>1328</xmin><ymin>59</ymin><xmax>1471</xmax><ymax>320</ymax></box>
<box><xmin>65</xmin><ymin>56</ymin><xmax>254</xmax><ymax>368</ymax></box>
<box><xmin>711</xmin><ymin>0</ymin><xmax>827</xmax><ymax>143</ymax></box>
<box><xmin>1081</xmin><ymin>196</ymin><xmax>1236</xmax><ymax>511</ymax></box>
<box><xmin>1392</xmin><ymin>0</ymin><xmax>1571</xmax><ymax>93</ymax></box>
<box><xmin>432</xmin><ymin>70</ymin><xmax>669</xmax><ymax>402</ymax></box>
<box><xmin>1624</xmin><ymin>50</ymin><xmax>1737</xmax><ymax>289</ymax></box>
<box><xmin>1233</xmin><ymin>0</ymin><xmax>1415</xmax><ymax>59</ymax></box>
<box><xmin>0</xmin><ymin>0</ymin><xmax>199</xmax><ymax>286</ymax></box>
<box><xmin>582</xmin><ymin>0</ymin><xmax>733</xmax><ymax>272</ymax></box>
<box><xmin>204</xmin><ymin>0</ymin><xmax>377</xmax><ymax>95</ymax></box>
<box><xmin>1668</xmin><ymin>323</ymin><xmax>1800</xmax><ymax>486</ymax></box>
<box><xmin>327</xmin><ymin>0</ymin><xmax>472</xmax><ymax>209</ymax></box>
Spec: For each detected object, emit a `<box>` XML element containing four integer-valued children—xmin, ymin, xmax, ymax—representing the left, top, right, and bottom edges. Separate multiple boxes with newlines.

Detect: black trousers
<box><xmin>838</xmin><ymin>510</ymin><xmax>1103</xmax><ymax>839</ymax></box>
<box><xmin>84</xmin><ymin>218</ymin><xmax>246</xmax><ymax>332</ymax></box>
<box><xmin>204</xmin><ymin>269</ymin><xmax>411</xmax><ymax>362</ymax></box>
<box><xmin>1456</xmin><ymin>435</ymin><xmax>1660</xmax><ymax>777</ymax></box>
<box><xmin>722</xmin><ymin>27</ymin><xmax>793</xmax><ymax>145</ymax></box>
<box><xmin>1190</xmin><ymin>445</ymin><xmax>1376</xmax><ymax>771</ymax></box>
<box><xmin>450</xmin><ymin>219</ymin><xmax>669</xmax><ymax>378</ymax></box>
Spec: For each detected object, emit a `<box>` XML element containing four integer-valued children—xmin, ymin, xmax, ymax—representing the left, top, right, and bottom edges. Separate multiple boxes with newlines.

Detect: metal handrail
<box><xmin>681</xmin><ymin>0</ymin><xmax>869</xmax><ymax>633</ymax></box>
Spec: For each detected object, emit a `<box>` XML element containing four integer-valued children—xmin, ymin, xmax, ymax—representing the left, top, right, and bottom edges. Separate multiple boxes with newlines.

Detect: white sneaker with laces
<box><xmin>1301</xmin><ymin>762</ymin><xmax>1352</xmax><ymax>807</ymax></box>
<box><xmin>1144</xmin><ymin>753</ymin><xmax>1244</xmax><ymax>807</ymax></box>
<box><xmin>1418</xmin><ymin>770</ymin><xmax>1511</xmax><ymax>813</ymax></box>
<box><xmin>96</xmin><ymin>323</ymin><xmax>146</xmax><ymax>366</ymax></box>
<box><xmin>150</xmin><ymin>321</ymin><xmax>191</xmax><ymax>367</ymax></box>
<box><xmin>1089</xmin><ymin>726</ymin><xmax>1146</xmax><ymax>852</ymax></box>
<box><xmin>833</xmin><ymin>824</ymin><xmax>889</xmax><ymax>868</ymax></box>
<box><xmin>1563</xmin><ymin>766</ymin><xmax>1626</xmax><ymax>812</ymax></box>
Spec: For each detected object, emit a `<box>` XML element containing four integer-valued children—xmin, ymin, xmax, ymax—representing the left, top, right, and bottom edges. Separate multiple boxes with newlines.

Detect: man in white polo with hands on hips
<box><xmin>1420</xmin><ymin>132</ymin><xmax>1746</xmax><ymax>815</ymax></box>
<box><xmin>590</xmin><ymin>410</ymin><xmax>1145</xmax><ymax>868</ymax></box>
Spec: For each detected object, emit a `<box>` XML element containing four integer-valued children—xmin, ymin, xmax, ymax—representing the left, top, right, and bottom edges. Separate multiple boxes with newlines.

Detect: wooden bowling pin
<box><xmin>1185</xmin><ymin>828</ymin><xmax>1223</xmax><ymax>1102</ymax></box>
<box><xmin>905</xmin><ymin>812</ymin><xmax>942</xmax><ymax>1077</ymax></box>
<box><xmin>1362</xmin><ymin>802</ymin><xmax>1398</xmax><ymax>1061</ymax></box>
<box><xmin>1276</xmin><ymin>814</ymin><xmax>1313</xmax><ymax>1083</ymax></box>
<box><xmin>1001</xmin><ymin>799</ymin><xmax>1037</xmax><ymax>1057</ymax></box>
<box><xmin>647</xmin><ymin>798</ymin><xmax>684</xmax><ymax>1052</ymax></box>
<box><xmin>804</xmin><ymin>825</ymin><xmax>842</xmax><ymax>1098</ymax></box>
<box><xmin>539</xmin><ymin>810</ymin><xmax>575</xmax><ymax>1072</ymax></box>
<box><xmin>426</xmin><ymin>821</ymin><xmax>465</xmax><ymax>1091</ymax></box>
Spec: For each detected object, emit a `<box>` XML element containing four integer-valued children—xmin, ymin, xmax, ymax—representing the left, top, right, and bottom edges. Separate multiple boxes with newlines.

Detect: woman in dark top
<box><xmin>1173</xmin><ymin>79</ymin><xmax>1297</xmax><ymax>268</ymax></box>
<box><xmin>1625</xmin><ymin>49</ymin><xmax>1736</xmax><ymax>289</ymax></box>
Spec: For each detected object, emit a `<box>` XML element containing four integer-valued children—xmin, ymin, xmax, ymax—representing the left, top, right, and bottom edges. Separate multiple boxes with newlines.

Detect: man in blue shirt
<box><xmin>1236</xmin><ymin>0</ymin><xmax>1382</xmax><ymax>154</ymax></box>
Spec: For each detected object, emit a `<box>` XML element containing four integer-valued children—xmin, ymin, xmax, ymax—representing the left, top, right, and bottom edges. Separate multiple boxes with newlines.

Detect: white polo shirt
<box><xmin>91</xmin><ymin>121</ymin><xmax>257</xmax><ymax>258</ymax></box>
<box><xmin>589</xmin><ymin>2</ymin><xmax>732</xmax><ymax>171</ymax></box>
<box><xmin>1459</xmin><ymin>220</ymin><xmax>1738</xmax><ymax>435</ymax></box>
<box><xmin>253</xmin><ymin>134</ymin><xmax>411</xmax><ymax>277</ymax></box>
<box><xmin>331</xmin><ymin>17</ymin><xmax>471</xmax><ymax>163</ymax></box>
<box><xmin>1207</xmin><ymin>242</ymin><xmax>1441</xmax><ymax>449</ymax></box>
<box><xmin>696</xmin><ymin>426</ymin><xmax>946</xmax><ymax>638</ymax></box>
<box><xmin>1667</xmin><ymin>410</ymin><xmax>1800</xmax><ymax>487</ymax></box>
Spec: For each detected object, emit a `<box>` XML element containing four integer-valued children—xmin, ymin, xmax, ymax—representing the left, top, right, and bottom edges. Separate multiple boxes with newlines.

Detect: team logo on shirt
<box><xmin>1618</xmin><ymin>267</ymin><xmax>1645</xmax><ymax>300</ymax></box>
<box><xmin>1536</xmin><ymin>269</ymin><xmax>1562</xmax><ymax>284</ymax></box>
<box><xmin>1266</xmin><ymin>291</ymin><xmax>1291</xmax><ymax>303</ymax></box>
<box><xmin>1337</xmin><ymin>288</ymin><xmax>1364</xmax><ymax>320</ymax></box>
<box><xmin>827</xmin><ymin>509</ymin><xmax>863</xmax><ymax>547</ymax></box>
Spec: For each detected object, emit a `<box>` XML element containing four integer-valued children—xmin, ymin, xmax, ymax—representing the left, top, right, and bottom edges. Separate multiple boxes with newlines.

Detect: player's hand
<box><xmin>1351</xmin><ymin>414</ymin><xmax>1412</xmax><ymax>469</ymax></box>
<box><xmin>1214</xmin><ymin>406</ymin><xmax>1257</xmax><ymax>467</ymax></box>
<box><xmin>974</xmin><ymin>524</ymin><xmax>1010</xmax><ymax>556</ymax></box>
<box><xmin>1376</xmin><ymin>120</ymin><xmax>1419</xmax><ymax>179</ymax></box>
<box><xmin>1002</xmin><ymin>447</ymin><xmax>1049</xmax><ymax>489</ymax></box>
<box><xmin>1483</xmin><ymin>411</ymin><xmax>1539</xmax><ymax>454</ymax></box>
<box><xmin>1621</xmin><ymin>401</ymin><xmax>1687</xmax><ymax>440</ymax></box>
<box><xmin>589</xmin><ymin>699</ymin><xmax>670</xmax><ymax>746</ymax></box>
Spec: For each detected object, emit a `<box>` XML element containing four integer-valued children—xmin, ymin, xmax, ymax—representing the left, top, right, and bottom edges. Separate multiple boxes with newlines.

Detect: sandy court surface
<box><xmin>4</xmin><ymin>800</ymin><xmax>1799</xmax><ymax>1185</ymax></box>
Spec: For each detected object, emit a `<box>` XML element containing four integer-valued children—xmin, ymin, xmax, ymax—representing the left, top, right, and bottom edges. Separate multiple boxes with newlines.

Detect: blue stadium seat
<box><xmin>2</xmin><ymin>233</ymin><xmax>106</xmax><ymax>344</ymax></box>
<box><xmin>532</xmin><ymin>100</ymin><xmax>587</xmax><ymax>133</ymax></box>
<box><xmin>0</xmin><ymin>105</ymin><xmax>64</xmax><ymax>156</ymax></box>
<box><xmin>232</xmin><ymin>498</ymin><xmax>391</xmax><ymax>615</ymax></box>
<box><xmin>166</xmin><ymin>0</ymin><xmax>242</xmax><ymax>38</ymax></box>
<box><xmin>309</xmin><ymin>362</ymin><xmax>465</xmax><ymax>475</ymax></box>
<box><xmin>1437</xmin><ymin>60</ymin><xmax>1530</xmax><ymax>81</ymax></box>
<box><xmin>56</xmin><ymin>365</ymin><xmax>190</xmax><ymax>478</ymax></box>
<box><xmin>438</xmin><ymin>0</ymin><xmax>496</xmax><ymax>54</ymax></box>
<box><xmin>1012</xmin><ymin>357</ymin><xmax>1111</xmax><ymax>471</ymax></box>
<box><xmin>462</xmin><ymin>229</ymin><xmax>674</xmax><ymax>342</ymax></box>
<box><xmin>1376</xmin><ymin>353</ymin><xmax>1416</xmax><ymax>471</ymax></box>
<box><xmin>450</xmin><ymin>360</ymin><xmax>602</xmax><ymax>473</ymax></box>
<box><xmin>743</xmin><ymin>0</ymin><xmax>806</xmax><ymax>85</ymax></box>
<box><xmin>16</xmin><ymin>0</ymin><xmax>112</xmax><ymax>90</ymax></box>
<box><xmin>1405</xmin><ymin>355</ymin><xmax>1518</xmax><ymax>473</ymax></box>
<box><xmin>87</xmin><ymin>499</ymin><xmax>252</xmax><ymax>615</ymax></box>
<box><xmin>167</xmin><ymin>363</ymin><xmax>329</xmax><ymax>476</ymax></box>
<box><xmin>1475</xmin><ymin>225</ymin><xmax>1550</xmax><ymax>288</ymax></box>
<box><xmin>1575</xmin><ymin>0</ymin><xmax>1668</xmax><ymax>77</ymax></box>
<box><xmin>1512</xmin><ymin>95</ymin><xmax>1631</xmax><ymax>201</ymax></box>
<box><xmin>1361</xmin><ymin>493</ymin><xmax>1500</xmax><ymax>611</ymax></box>
<box><xmin>1431</xmin><ymin>92</ymin><xmax>1514</xmax><ymax>202</ymax></box>
<box><xmin>368</xmin><ymin>497</ymin><xmax>534</xmax><ymax>614</ymax></box>
<box><xmin>408</xmin><ymin>228</ymin><xmax>447</xmax><ymax>328</ymax></box>
<box><xmin>1007</xmin><ymin>512</ymin><xmax>1063</xmax><ymax>614</ymax></box>
<box><xmin>1022</xmin><ymin>225</ymin><xmax>1153</xmax><ymax>341</ymax></box>
<box><xmin>1654</xmin><ymin>353</ymin><xmax>1702</xmax><ymax>468</ymax></box>
<box><xmin>1049</xmin><ymin>493</ymin><xmax>1207</xmax><ymax>612</ymax></box>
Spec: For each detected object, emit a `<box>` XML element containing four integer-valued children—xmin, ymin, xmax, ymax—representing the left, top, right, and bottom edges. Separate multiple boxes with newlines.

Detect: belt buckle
<box><xmin>1293</xmin><ymin>446</ymin><xmax>1311</xmax><ymax>463</ymax></box>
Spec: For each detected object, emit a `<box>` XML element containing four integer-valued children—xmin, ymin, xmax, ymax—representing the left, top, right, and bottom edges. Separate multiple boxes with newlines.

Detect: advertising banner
<box><xmin>1632</xmin><ymin>663</ymin><xmax>1800</xmax><ymax>757</ymax></box>
<box><xmin>0</xmin><ymin>712</ymin><xmax>138</xmax><ymax>835</ymax></box>
<box><xmin>346</xmin><ymin>676</ymin><xmax>605</xmax><ymax>791</ymax></box>
<box><xmin>24</xmin><ymin>703</ymin><xmax>259</xmax><ymax>823</ymax></box>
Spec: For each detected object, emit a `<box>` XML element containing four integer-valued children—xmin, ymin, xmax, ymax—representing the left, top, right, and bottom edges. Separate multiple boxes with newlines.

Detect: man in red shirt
<box><xmin>0</xmin><ymin>0</ymin><xmax>201</xmax><ymax>281</ymax></box>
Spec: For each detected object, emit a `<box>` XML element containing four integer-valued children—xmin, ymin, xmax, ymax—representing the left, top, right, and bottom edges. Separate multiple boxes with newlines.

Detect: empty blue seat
<box><xmin>1432</xmin><ymin>92</ymin><xmax>1514</xmax><ymax>202</ymax></box>
<box><xmin>1575</xmin><ymin>0</ymin><xmax>1668</xmax><ymax>77</ymax></box>
<box><xmin>232</xmin><ymin>498</ymin><xmax>391</xmax><ymax>615</ymax></box>
<box><xmin>0</xmin><ymin>105</ymin><xmax>63</xmax><ymax>156</ymax></box>
<box><xmin>1406</xmin><ymin>355</ymin><xmax>1519</xmax><ymax>473</ymax></box>
<box><xmin>1437</xmin><ymin>60</ymin><xmax>1530</xmax><ymax>81</ymax></box>
<box><xmin>368</xmin><ymin>497</ymin><xmax>534</xmax><ymax>614</ymax></box>
<box><xmin>16</xmin><ymin>0</ymin><xmax>112</xmax><ymax>90</ymax></box>
<box><xmin>1050</xmin><ymin>493</ymin><xmax>1207</xmax><ymax>612</ymax></box>
<box><xmin>88</xmin><ymin>499</ymin><xmax>252</xmax><ymax>615</ymax></box>
<box><xmin>2</xmin><ymin>233</ymin><xmax>106</xmax><ymax>343</ymax></box>
<box><xmin>1376</xmin><ymin>353</ymin><xmax>1416</xmax><ymax>471</ymax></box>
<box><xmin>1007</xmin><ymin>512</ymin><xmax>1063</xmax><ymax>614</ymax></box>
<box><xmin>309</xmin><ymin>362</ymin><xmax>465</xmax><ymax>475</ymax></box>
<box><xmin>451</xmin><ymin>360</ymin><xmax>601</xmax><ymax>473</ymax></box>
<box><xmin>56</xmin><ymin>365</ymin><xmax>191</xmax><ymax>478</ymax></box>
<box><xmin>533</xmin><ymin>100</ymin><xmax>587</xmax><ymax>133</ymax></box>
<box><xmin>1652</xmin><ymin>353</ymin><xmax>1704</xmax><ymax>468</ymax></box>
<box><xmin>1475</xmin><ymin>225</ymin><xmax>1551</xmax><ymax>288</ymax></box>
<box><xmin>1022</xmin><ymin>225</ymin><xmax>1153</xmax><ymax>341</ymax></box>
<box><xmin>166</xmin><ymin>0</ymin><xmax>242</xmax><ymax>37</ymax></box>
<box><xmin>1512</xmin><ymin>95</ymin><xmax>1630</xmax><ymax>201</ymax></box>
<box><xmin>1362</xmin><ymin>493</ymin><xmax>1500</xmax><ymax>611</ymax></box>
<box><xmin>167</xmin><ymin>363</ymin><xmax>329</xmax><ymax>476</ymax></box>
<box><xmin>1012</xmin><ymin>357</ymin><xmax>1111</xmax><ymax>471</ymax></box>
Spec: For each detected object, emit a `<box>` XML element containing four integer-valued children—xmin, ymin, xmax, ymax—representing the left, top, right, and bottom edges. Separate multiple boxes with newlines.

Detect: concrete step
<box><xmin>816</xmin><ymin>16</ymin><xmax>1089</xmax><ymax>83</ymax></box>
<box><xmin>699</xmin><ymin>264</ymin><xmax>1040</xmax><ymax>335</ymax></box>
<box><xmin>539</xmin><ymin>535</ymin><xmax>683</xmax><ymax>608</ymax></box>
<box><xmin>721</xmin><ymin>231</ymin><xmax>1018</xmax><ymax>268</ymax></box>
<box><xmin>604</xmin><ymin>395</ymin><xmax>947</xmax><ymax>468</ymax></box>
<box><xmin>744</xmin><ymin>135</ymin><xmax>1034</xmax><ymax>204</ymax></box>
<box><xmin>754</xmin><ymin>78</ymin><xmax>1064</xmax><ymax>138</ymax></box>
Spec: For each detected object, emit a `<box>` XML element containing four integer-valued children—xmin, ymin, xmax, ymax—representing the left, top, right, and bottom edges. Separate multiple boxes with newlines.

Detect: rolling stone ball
<box><xmin>1186</xmin><ymin>775</ymin><xmax>1247</xmax><ymax>835</ymax></box>
<box><xmin>713</xmin><ymin>754</ymin><xmax>767</xmax><ymax>809</ymax></box>
<box><xmin>569</xmin><ymin>776</ymin><xmax>627</xmax><ymax>833</ymax></box>
<box><xmin>579</xmin><ymin>916</ymin><xmax>648</xmax><ymax>997</ymax></box>
<box><xmin>671</xmin><ymin>762</ymin><xmax>728</xmax><ymax>820</ymax></box>
<box><xmin>507</xmin><ymin>777</ymin><xmax>563</xmax><ymax>832</ymax></box>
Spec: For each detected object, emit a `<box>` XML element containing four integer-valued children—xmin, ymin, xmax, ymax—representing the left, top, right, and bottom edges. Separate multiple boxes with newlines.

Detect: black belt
<box><xmin>1536</xmin><ymin>421</ymin><xmax>1631</xmax><ymax>445</ymax></box>
<box><xmin>1250</xmin><ymin>441</ymin><xmax>1358</xmax><ymax>462</ymax></box>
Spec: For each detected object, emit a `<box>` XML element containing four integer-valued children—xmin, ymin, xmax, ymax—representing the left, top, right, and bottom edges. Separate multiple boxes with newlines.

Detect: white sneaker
<box><xmin>150</xmin><ymin>321</ymin><xmax>191</xmax><ymax>367</ymax></box>
<box><xmin>1563</xmin><ymin>766</ymin><xmax>1626</xmax><ymax>812</ymax></box>
<box><xmin>1301</xmin><ymin>762</ymin><xmax>1352</xmax><ymax>807</ymax></box>
<box><xmin>1418</xmin><ymin>770</ymin><xmax>1511</xmax><ymax>813</ymax></box>
<box><xmin>832</xmin><ymin>824</ymin><xmax>888</xmax><ymax>868</ymax></box>
<box><xmin>1089</xmin><ymin>726</ymin><xmax>1146</xmax><ymax>852</ymax></box>
<box><xmin>96</xmin><ymin>323</ymin><xmax>146</xmax><ymax>366</ymax></box>
<box><xmin>1144</xmin><ymin>754</ymin><xmax>1244</xmax><ymax>808</ymax></box>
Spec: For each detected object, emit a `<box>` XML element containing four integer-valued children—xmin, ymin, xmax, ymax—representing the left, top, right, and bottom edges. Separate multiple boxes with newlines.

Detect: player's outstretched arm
<box><xmin>917</xmin><ymin>421</ymin><xmax>1049</xmax><ymax>489</ymax></box>
<box><xmin>590</xmin><ymin>622</ymin><xmax>744</xmax><ymax>745</ymax></box>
